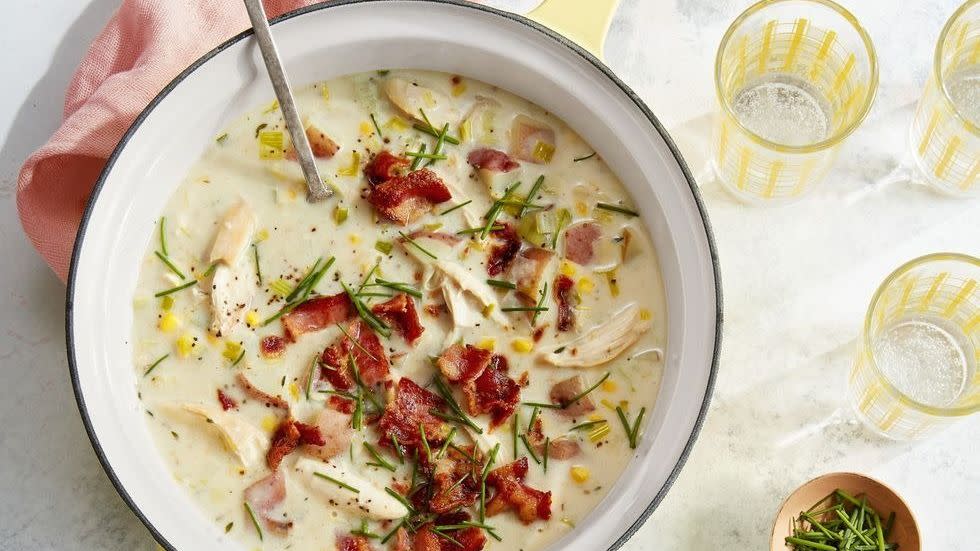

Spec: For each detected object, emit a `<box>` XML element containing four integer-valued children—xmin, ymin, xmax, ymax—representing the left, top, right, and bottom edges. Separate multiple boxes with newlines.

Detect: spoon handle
<box><xmin>243</xmin><ymin>0</ymin><xmax>332</xmax><ymax>202</ymax></box>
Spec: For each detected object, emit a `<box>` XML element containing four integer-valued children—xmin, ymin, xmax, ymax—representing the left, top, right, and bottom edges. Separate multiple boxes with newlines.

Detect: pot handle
<box><xmin>527</xmin><ymin>0</ymin><xmax>620</xmax><ymax>60</ymax></box>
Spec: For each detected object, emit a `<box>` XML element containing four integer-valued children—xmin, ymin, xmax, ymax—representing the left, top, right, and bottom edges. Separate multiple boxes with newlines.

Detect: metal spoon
<box><xmin>243</xmin><ymin>0</ymin><xmax>332</xmax><ymax>202</ymax></box>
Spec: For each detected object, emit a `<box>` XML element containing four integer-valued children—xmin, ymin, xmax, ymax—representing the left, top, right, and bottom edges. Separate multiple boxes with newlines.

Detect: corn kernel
<box><xmin>476</xmin><ymin>338</ymin><xmax>496</xmax><ymax>351</ymax></box>
<box><xmin>575</xmin><ymin>201</ymin><xmax>588</xmax><ymax>216</ymax></box>
<box><xmin>206</xmin><ymin>333</ymin><xmax>221</xmax><ymax>345</ymax></box>
<box><xmin>289</xmin><ymin>383</ymin><xmax>300</xmax><ymax>401</ymax></box>
<box><xmin>570</xmin><ymin>466</ymin><xmax>590</xmax><ymax>483</ymax></box>
<box><xmin>639</xmin><ymin>308</ymin><xmax>652</xmax><ymax>321</ymax></box>
<box><xmin>245</xmin><ymin>310</ymin><xmax>261</xmax><ymax>328</ymax></box>
<box><xmin>481</xmin><ymin>303</ymin><xmax>496</xmax><ymax>319</ymax></box>
<box><xmin>223</xmin><ymin>341</ymin><xmax>243</xmax><ymax>362</ymax></box>
<box><xmin>600</xmin><ymin>398</ymin><xmax>617</xmax><ymax>411</ymax></box>
<box><xmin>385</xmin><ymin>117</ymin><xmax>408</xmax><ymax>131</ymax></box>
<box><xmin>320</xmin><ymin>84</ymin><xmax>330</xmax><ymax>101</ymax></box>
<box><xmin>560</xmin><ymin>261</ymin><xmax>576</xmax><ymax>277</ymax></box>
<box><xmin>452</xmin><ymin>82</ymin><xmax>467</xmax><ymax>97</ymax></box>
<box><xmin>349</xmin><ymin>233</ymin><xmax>361</xmax><ymax>245</ymax></box>
<box><xmin>577</xmin><ymin>277</ymin><xmax>595</xmax><ymax>294</ymax></box>
<box><xmin>261</xmin><ymin>414</ymin><xmax>279</xmax><ymax>433</ymax></box>
<box><xmin>255</xmin><ymin>228</ymin><xmax>269</xmax><ymax>242</ymax></box>
<box><xmin>263</xmin><ymin>99</ymin><xmax>279</xmax><ymax>113</ymax></box>
<box><xmin>511</xmin><ymin>338</ymin><xmax>533</xmax><ymax>353</ymax></box>
<box><xmin>601</xmin><ymin>379</ymin><xmax>618</xmax><ymax>392</ymax></box>
<box><xmin>588</xmin><ymin>413</ymin><xmax>604</xmax><ymax>422</ymax></box>
<box><xmin>160</xmin><ymin>295</ymin><xmax>174</xmax><ymax>311</ymax></box>
<box><xmin>176</xmin><ymin>334</ymin><xmax>194</xmax><ymax>358</ymax></box>
<box><xmin>158</xmin><ymin>312</ymin><xmax>180</xmax><ymax>333</ymax></box>
<box><xmin>359</xmin><ymin>121</ymin><xmax>373</xmax><ymax>136</ymax></box>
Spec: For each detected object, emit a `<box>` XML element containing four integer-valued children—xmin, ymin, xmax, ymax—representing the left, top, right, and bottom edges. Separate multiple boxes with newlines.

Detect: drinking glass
<box><xmin>713</xmin><ymin>0</ymin><xmax>878</xmax><ymax>204</ymax></box>
<box><xmin>909</xmin><ymin>0</ymin><xmax>980</xmax><ymax>197</ymax></box>
<box><xmin>849</xmin><ymin>253</ymin><xmax>980</xmax><ymax>440</ymax></box>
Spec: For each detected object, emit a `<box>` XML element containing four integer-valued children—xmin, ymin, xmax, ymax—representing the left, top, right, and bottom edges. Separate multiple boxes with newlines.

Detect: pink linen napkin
<box><xmin>16</xmin><ymin>0</ymin><xmax>319</xmax><ymax>282</ymax></box>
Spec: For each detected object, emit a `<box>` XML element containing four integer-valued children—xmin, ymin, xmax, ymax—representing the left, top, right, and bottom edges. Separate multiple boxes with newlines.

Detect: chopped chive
<box><xmin>405</xmin><ymin>151</ymin><xmax>448</xmax><ymax>161</ymax></box>
<box><xmin>419</xmin><ymin>423</ymin><xmax>432</xmax><ymax>462</ymax></box>
<box><xmin>391</xmin><ymin>434</ymin><xmax>405</xmax><ymax>463</ymax></box>
<box><xmin>154</xmin><ymin>279</ymin><xmax>197</xmax><ymax>298</ymax></box>
<box><xmin>224</xmin><ymin>521</ymin><xmax>233</xmax><ymax>533</ymax></box>
<box><xmin>158</xmin><ymin>217</ymin><xmax>169</xmax><ymax>256</ymax></box>
<box><xmin>385</xmin><ymin>487</ymin><xmax>416</xmax><ymax>513</ymax></box>
<box><xmin>154</xmin><ymin>251</ymin><xmax>186</xmax><ymax>280</ymax></box>
<box><xmin>532</xmin><ymin>281</ymin><xmax>549</xmax><ymax>325</ymax></box>
<box><xmin>437</xmin><ymin>426</ymin><xmax>457</xmax><ymax>458</ymax></box>
<box><xmin>318</xmin><ymin>389</ymin><xmax>358</xmax><ymax>399</ymax></box>
<box><xmin>430</xmin><ymin>528</ymin><xmax>463</xmax><ymax>547</ymax></box>
<box><xmin>285</xmin><ymin>258</ymin><xmax>323</xmax><ymax>302</ymax></box>
<box><xmin>399</xmin><ymin>231</ymin><xmax>437</xmax><ymax>259</ymax></box>
<box><xmin>216</xmin><ymin>133</ymin><xmax>229</xmax><ymax>144</ymax></box>
<box><xmin>352</xmin><ymin>518</ymin><xmax>380</xmax><ymax>539</ymax></box>
<box><xmin>596</xmin><ymin>202</ymin><xmax>639</xmax><ymax>217</ymax></box>
<box><xmin>512</xmin><ymin>409</ymin><xmax>520</xmax><ymax>460</ymax></box>
<box><xmin>479</xmin><ymin>443</ymin><xmax>500</xmax><ymax>523</ymax></box>
<box><xmin>340</xmin><ymin>281</ymin><xmax>391</xmax><ymax>338</ymax></box>
<box><xmin>374</xmin><ymin>278</ymin><xmax>423</xmax><ymax>299</ymax></box>
<box><xmin>381</xmin><ymin>519</ymin><xmax>405</xmax><ymax>544</ymax></box>
<box><xmin>519</xmin><ymin>175</ymin><xmax>545</xmax><ymax>218</ymax></box>
<box><xmin>573</xmin><ymin>152</ymin><xmax>596</xmax><ymax>162</ymax></box>
<box><xmin>519</xmin><ymin>434</ymin><xmax>541</xmax><ymax>464</ymax></box>
<box><xmin>457</xmin><ymin>225</ymin><xmax>504</xmax><ymax>235</ymax></box>
<box><xmin>615</xmin><ymin>406</ymin><xmax>647</xmax><ymax>449</ymax></box>
<box><xmin>143</xmin><ymin>353</ymin><xmax>169</xmax><ymax>377</ymax></box>
<box><xmin>569</xmin><ymin>419</ymin><xmax>607</xmax><ymax>432</ymax></box>
<box><xmin>201</xmin><ymin>261</ymin><xmax>219</xmax><ymax>279</ymax></box>
<box><xmin>254</xmin><ymin>123</ymin><xmax>268</xmax><ymax>138</ymax></box>
<box><xmin>244</xmin><ymin>502</ymin><xmax>263</xmax><ymax>541</ymax></box>
<box><xmin>370</xmin><ymin>113</ymin><xmax>384</xmax><ymax>138</ymax></box>
<box><xmin>230</xmin><ymin>348</ymin><xmax>246</xmax><ymax>367</ymax></box>
<box><xmin>413</xmin><ymin>122</ymin><xmax>461</xmax><ymax>145</ymax></box>
<box><xmin>563</xmin><ymin>372</ymin><xmax>610</xmax><ymax>408</ymax></box>
<box><xmin>363</xmin><ymin>442</ymin><xmax>396</xmax><ymax>472</ymax></box>
<box><xmin>430</xmin><ymin>375</ymin><xmax>483</xmax><ymax>433</ymax></box>
<box><xmin>251</xmin><ymin>243</ymin><xmax>262</xmax><ymax>285</ymax></box>
<box><xmin>527</xmin><ymin>406</ymin><xmax>541</xmax><ymax>434</ymax></box>
<box><xmin>521</xmin><ymin>401</ymin><xmax>563</xmax><ymax>410</ymax></box>
<box><xmin>481</xmin><ymin>182</ymin><xmax>521</xmax><ymax>239</ymax></box>
<box><xmin>351</xmin><ymin>387</ymin><xmax>364</xmax><ymax>430</ymax></box>
<box><xmin>426</xmin><ymin>123</ymin><xmax>451</xmax><ymax>167</ymax></box>
<box><xmin>441</xmin><ymin>200</ymin><xmax>472</xmax><ymax>215</ymax></box>
<box><xmin>784</xmin><ymin>537</ymin><xmax>835</xmax><ymax>550</ymax></box>
<box><xmin>410</xmin><ymin>143</ymin><xmax>427</xmax><ymax>171</ymax></box>
<box><xmin>358</xmin><ymin>257</ymin><xmax>382</xmax><ymax>294</ymax></box>
<box><xmin>543</xmin><ymin>437</ymin><xmax>550</xmax><ymax>472</ymax></box>
<box><xmin>487</xmin><ymin>279</ymin><xmax>516</xmax><ymax>290</ymax></box>
<box><xmin>549</xmin><ymin>208</ymin><xmax>571</xmax><ymax>249</ymax></box>
<box><xmin>305</xmin><ymin>355</ymin><xmax>318</xmax><ymax>399</ymax></box>
<box><xmin>501</xmin><ymin>306</ymin><xmax>548</xmax><ymax>312</ymax></box>
<box><xmin>356</xmin><ymin>292</ymin><xmax>394</xmax><ymax>298</ymax></box>
<box><xmin>313</xmin><ymin>471</ymin><xmax>360</xmax><ymax>493</ymax></box>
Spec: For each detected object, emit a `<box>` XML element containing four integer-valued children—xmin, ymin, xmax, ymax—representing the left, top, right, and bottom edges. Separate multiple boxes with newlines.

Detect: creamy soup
<box><xmin>132</xmin><ymin>69</ymin><xmax>666</xmax><ymax>551</ymax></box>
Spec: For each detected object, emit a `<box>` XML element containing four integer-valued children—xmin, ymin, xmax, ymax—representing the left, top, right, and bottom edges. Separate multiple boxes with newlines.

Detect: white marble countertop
<box><xmin>0</xmin><ymin>1</ymin><xmax>976</xmax><ymax>549</ymax></box>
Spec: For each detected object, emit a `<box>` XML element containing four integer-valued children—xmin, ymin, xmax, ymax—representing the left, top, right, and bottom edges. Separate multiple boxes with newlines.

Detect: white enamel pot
<box><xmin>66</xmin><ymin>1</ymin><xmax>722</xmax><ymax>550</ymax></box>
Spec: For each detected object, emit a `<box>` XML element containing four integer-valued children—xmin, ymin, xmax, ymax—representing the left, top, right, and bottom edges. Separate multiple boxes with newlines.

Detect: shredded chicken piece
<box><xmin>209</xmin><ymin>200</ymin><xmax>256</xmax><ymax>266</ymax></box>
<box><xmin>538</xmin><ymin>303</ymin><xmax>650</xmax><ymax>367</ymax></box>
<box><xmin>181</xmin><ymin>403</ymin><xmax>267</xmax><ymax>468</ymax></box>
<box><xmin>209</xmin><ymin>262</ymin><xmax>256</xmax><ymax>336</ymax></box>
<box><xmin>434</xmin><ymin>260</ymin><xmax>510</xmax><ymax>327</ymax></box>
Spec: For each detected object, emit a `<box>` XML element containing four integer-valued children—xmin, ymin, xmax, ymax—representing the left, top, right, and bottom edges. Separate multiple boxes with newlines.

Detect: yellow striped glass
<box><xmin>909</xmin><ymin>0</ymin><xmax>980</xmax><ymax>197</ymax></box>
<box><xmin>713</xmin><ymin>0</ymin><xmax>878</xmax><ymax>204</ymax></box>
<box><xmin>849</xmin><ymin>254</ymin><xmax>980</xmax><ymax>440</ymax></box>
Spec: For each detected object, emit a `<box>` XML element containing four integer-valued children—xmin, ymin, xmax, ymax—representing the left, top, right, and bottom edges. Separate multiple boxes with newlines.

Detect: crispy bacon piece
<box><xmin>393</xmin><ymin>527</ymin><xmax>412</xmax><ymax>551</ymax></box>
<box><xmin>371</xmin><ymin>294</ymin><xmax>424</xmax><ymax>344</ymax></box>
<box><xmin>367</xmin><ymin>168</ymin><xmax>452</xmax><ymax>225</ymax></box>
<box><xmin>378</xmin><ymin>378</ymin><xmax>449</xmax><ymax>451</ymax></box>
<box><xmin>216</xmin><ymin>389</ymin><xmax>237</xmax><ymax>411</ymax></box>
<box><xmin>486</xmin><ymin>223</ymin><xmax>521</xmax><ymax>276</ymax></box>
<box><xmin>303</xmin><ymin>408</ymin><xmax>351</xmax><ymax>460</ymax></box>
<box><xmin>327</xmin><ymin>395</ymin><xmax>356</xmax><ymax>414</ymax></box>
<box><xmin>462</xmin><ymin>355</ymin><xmax>520</xmax><ymax>430</ymax></box>
<box><xmin>337</xmin><ymin>534</ymin><xmax>377</xmax><ymax>551</ymax></box>
<box><xmin>549</xmin><ymin>375</ymin><xmax>596</xmax><ymax>417</ymax></box>
<box><xmin>510</xmin><ymin>247</ymin><xmax>555</xmax><ymax>302</ymax></box>
<box><xmin>563</xmin><ymin>221</ymin><xmax>602</xmax><ymax>265</ymax></box>
<box><xmin>244</xmin><ymin>470</ymin><xmax>292</xmax><ymax>533</ymax></box>
<box><xmin>414</xmin><ymin>512</ymin><xmax>486</xmax><ymax>551</ymax></box>
<box><xmin>281</xmin><ymin>292</ymin><xmax>355</xmax><ymax>341</ymax></box>
<box><xmin>485</xmin><ymin>457</ymin><xmax>552</xmax><ymax>523</ymax></box>
<box><xmin>421</xmin><ymin>445</ymin><xmax>481</xmax><ymax>514</ymax></box>
<box><xmin>260</xmin><ymin>335</ymin><xmax>286</xmax><ymax>358</ymax></box>
<box><xmin>553</xmin><ymin>274</ymin><xmax>576</xmax><ymax>332</ymax></box>
<box><xmin>236</xmin><ymin>372</ymin><xmax>289</xmax><ymax>410</ymax></box>
<box><xmin>267</xmin><ymin>417</ymin><xmax>323</xmax><ymax>470</ymax></box>
<box><xmin>467</xmin><ymin>148</ymin><xmax>520</xmax><ymax>172</ymax></box>
<box><xmin>320</xmin><ymin>320</ymin><xmax>390</xmax><ymax>390</ymax></box>
<box><xmin>436</xmin><ymin>343</ymin><xmax>492</xmax><ymax>383</ymax></box>
<box><xmin>365</xmin><ymin>150</ymin><xmax>411</xmax><ymax>186</ymax></box>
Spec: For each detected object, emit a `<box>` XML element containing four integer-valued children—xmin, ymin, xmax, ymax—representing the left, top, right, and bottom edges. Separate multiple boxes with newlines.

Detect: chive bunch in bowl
<box><xmin>786</xmin><ymin>489</ymin><xmax>898</xmax><ymax>551</ymax></box>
